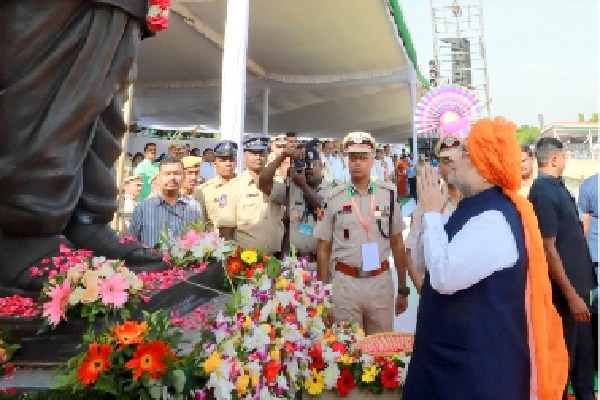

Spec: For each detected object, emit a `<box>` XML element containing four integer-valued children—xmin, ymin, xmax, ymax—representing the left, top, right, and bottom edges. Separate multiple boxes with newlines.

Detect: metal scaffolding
<box><xmin>429</xmin><ymin>0</ymin><xmax>491</xmax><ymax>116</ymax></box>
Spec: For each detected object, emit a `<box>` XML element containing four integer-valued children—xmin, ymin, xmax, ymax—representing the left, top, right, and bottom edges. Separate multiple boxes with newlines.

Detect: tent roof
<box><xmin>134</xmin><ymin>0</ymin><xmax>425</xmax><ymax>142</ymax></box>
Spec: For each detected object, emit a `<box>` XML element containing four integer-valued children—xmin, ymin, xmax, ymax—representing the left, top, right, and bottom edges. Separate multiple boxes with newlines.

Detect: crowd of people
<box><xmin>117</xmin><ymin>125</ymin><xmax>597</xmax><ymax>399</ymax></box>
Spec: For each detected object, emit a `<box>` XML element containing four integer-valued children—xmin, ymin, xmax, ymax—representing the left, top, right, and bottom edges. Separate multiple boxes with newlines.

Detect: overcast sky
<box><xmin>399</xmin><ymin>0</ymin><xmax>598</xmax><ymax>127</ymax></box>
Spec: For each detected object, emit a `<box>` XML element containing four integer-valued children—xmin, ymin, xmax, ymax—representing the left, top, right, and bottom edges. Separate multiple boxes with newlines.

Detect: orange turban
<box><xmin>467</xmin><ymin>117</ymin><xmax>568</xmax><ymax>400</ymax></box>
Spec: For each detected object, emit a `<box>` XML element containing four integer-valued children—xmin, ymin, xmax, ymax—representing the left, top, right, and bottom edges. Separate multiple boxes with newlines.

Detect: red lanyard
<box><xmin>350</xmin><ymin>195</ymin><xmax>375</xmax><ymax>237</ymax></box>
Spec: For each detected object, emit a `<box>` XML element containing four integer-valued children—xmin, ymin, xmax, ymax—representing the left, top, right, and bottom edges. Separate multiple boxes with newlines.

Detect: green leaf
<box><xmin>172</xmin><ymin>369</ymin><xmax>186</xmax><ymax>393</ymax></box>
<box><xmin>266</xmin><ymin>257</ymin><xmax>281</xmax><ymax>279</ymax></box>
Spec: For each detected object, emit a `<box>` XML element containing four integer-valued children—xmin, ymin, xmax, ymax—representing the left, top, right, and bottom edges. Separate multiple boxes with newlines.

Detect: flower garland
<box><xmin>147</xmin><ymin>0</ymin><xmax>171</xmax><ymax>32</ymax></box>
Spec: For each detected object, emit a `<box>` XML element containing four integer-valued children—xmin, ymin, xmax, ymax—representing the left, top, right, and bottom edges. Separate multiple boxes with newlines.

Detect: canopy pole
<box><xmin>219</xmin><ymin>0</ymin><xmax>250</xmax><ymax>172</ymax></box>
<box><xmin>112</xmin><ymin>83</ymin><xmax>134</xmax><ymax>232</ymax></box>
<box><xmin>262</xmin><ymin>87</ymin><xmax>269</xmax><ymax>136</ymax></box>
<box><xmin>409</xmin><ymin>68</ymin><xmax>418</xmax><ymax>164</ymax></box>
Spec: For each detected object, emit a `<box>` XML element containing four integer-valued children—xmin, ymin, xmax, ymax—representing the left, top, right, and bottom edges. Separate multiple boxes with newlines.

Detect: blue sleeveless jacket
<box><xmin>403</xmin><ymin>187</ymin><xmax>529</xmax><ymax>400</ymax></box>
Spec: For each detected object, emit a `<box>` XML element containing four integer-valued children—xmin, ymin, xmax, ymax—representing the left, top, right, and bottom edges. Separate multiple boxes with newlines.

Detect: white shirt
<box><xmin>200</xmin><ymin>161</ymin><xmax>215</xmax><ymax>181</ymax></box>
<box><xmin>421</xmin><ymin>210</ymin><xmax>518</xmax><ymax>295</ymax></box>
<box><xmin>384</xmin><ymin>156</ymin><xmax>395</xmax><ymax>177</ymax></box>
<box><xmin>370</xmin><ymin>159</ymin><xmax>386</xmax><ymax>181</ymax></box>
<box><xmin>329</xmin><ymin>154</ymin><xmax>346</xmax><ymax>182</ymax></box>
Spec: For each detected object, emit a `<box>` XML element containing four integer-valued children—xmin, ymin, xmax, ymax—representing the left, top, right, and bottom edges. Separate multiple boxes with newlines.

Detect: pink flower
<box><xmin>42</xmin><ymin>281</ymin><xmax>71</xmax><ymax>325</ymax></box>
<box><xmin>98</xmin><ymin>273</ymin><xmax>129</xmax><ymax>308</ymax></box>
<box><xmin>180</xmin><ymin>230</ymin><xmax>201</xmax><ymax>250</ymax></box>
<box><xmin>162</xmin><ymin>252</ymin><xmax>170</xmax><ymax>263</ymax></box>
<box><xmin>59</xmin><ymin>243</ymin><xmax>71</xmax><ymax>255</ymax></box>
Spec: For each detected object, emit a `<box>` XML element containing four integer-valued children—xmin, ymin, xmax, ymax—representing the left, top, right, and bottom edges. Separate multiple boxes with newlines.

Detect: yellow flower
<box><xmin>243</xmin><ymin>315</ymin><xmax>253</xmax><ymax>329</ymax></box>
<box><xmin>356</xmin><ymin>327</ymin><xmax>365</xmax><ymax>339</ymax></box>
<box><xmin>203</xmin><ymin>351</ymin><xmax>222</xmax><ymax>373</ymax></box>
<box><xmin>275</xmin><ymin>277</ymin><xmax>288</xmax><ymax>290</ymax></box>
<box><xmin>339</xmin><ymin>353</ymin><xmax>353</xmax><ymax>364</ymax></box>
<box><xmin>270</xmin><ymin>348</ymin><xmax>280</xmax><ymax>360</ymax></box>
<box><xmin>261</xmin><ymin>323</ymin><xmax>271</xmax><ymax>334</ymax></box>
<box><xmin>0</xmin><ymin>348</ymin><xmax>5</xmax><ymax>358</ymax></box>
<box><xmin>361</xmin><ymin>365</ymin><xmax>379</xmax><ymax>383</ymax></box>
<box><xmin>250</xmin><ymin>373</ymin><xmax>260</xmax><ymax>387</ymax></box>
<box><xmin>236</xmin><ymin>374</ymin><xmax>250</xmax><ymax>395</ymax></box>
<box><xmin>315</xmin><ymin>304</ymin><xmax>323</xmax><ymax>317</ymax></box>
<box><xmin>240</xmin><ymin>250</ymin><xmax>258</xmax><ymax>264</ymax></box>
<box><xmin>304</xmin><ymin>369</ymin><xmax>324</xmax><ymax>395</ymax></box>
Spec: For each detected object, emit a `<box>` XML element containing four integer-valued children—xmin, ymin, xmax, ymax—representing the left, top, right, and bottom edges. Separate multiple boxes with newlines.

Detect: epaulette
<box><xmin>327</xmin><ymin>184</ymin><xmax>346</xmax><ymax>198</ymax></box>
<box><xmin>197</xmin><ymin>181</ymin><xmax>210</xmax><ymax>190</ymax></box>
<box><xmin>375</xmin><ymin>181</ymin><xmax>396</xmax><ymax>191</ymax></box>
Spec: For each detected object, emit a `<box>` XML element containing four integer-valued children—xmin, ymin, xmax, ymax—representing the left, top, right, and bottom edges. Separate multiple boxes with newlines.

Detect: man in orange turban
<box><xmin>403</xmin><ymin>117</ymin><xmax>568</xmax><ymax>400</ymax></box>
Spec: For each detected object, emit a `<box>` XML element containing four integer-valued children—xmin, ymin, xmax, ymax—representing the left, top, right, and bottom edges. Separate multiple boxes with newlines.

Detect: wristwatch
<box><xmin>397</xmin><ymin>286</ymin><xmax>410</xmax><ymax>296</ymax></box>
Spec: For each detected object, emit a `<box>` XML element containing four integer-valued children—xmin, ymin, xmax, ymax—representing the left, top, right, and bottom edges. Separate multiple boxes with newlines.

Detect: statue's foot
<box><xmin>64</xmin><ymin>218</ymin><xmax>167</xmax><ymax>272</ymax></box>
<box><xmin>0</xmin><ymin>234</ymin><xmax>73</xmax><ymax>298</ymax></box>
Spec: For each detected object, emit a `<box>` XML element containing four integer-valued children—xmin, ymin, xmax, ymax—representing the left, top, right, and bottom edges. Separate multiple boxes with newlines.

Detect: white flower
<box><xmin>246</xmin><ymin>360</ymin><xmax>261</xmax><ymax>377</ymax></box>
<box><xmin>323</xmin><ymin>363</ymin><xmax>340</xmax><ymax>389</ymax></box>
<box><xmin>207</xmin><ymin>373</ymin><xmax>234</xmax><ymax>400</ymax></box>
<box><xmin>275</xmin><ymin>290</ymin><xmax>295</xmax><ymax>308</ymax></box>
<box><xmin>322</xmin><ymin>347</ymin><xmax>339</xmax><ymax>364</ymax></box>
<box><xmin>221</xmin><ymin>338</ymin><xmax>237</xmax><ymax>358</ymax></box>
<box><xmin>276</xmin><ymin>374</ymin><xmax>289</xmax><ymax>391</ymax></box>
<box><xmin>360</xmin><ymin>354</ymin><xmax>374</xmax><ymax>367</ymax></box>
<box><xmin>286</xmin><ymin>359</ymin><xmax>300</xmax><ymax>382</ymax></box>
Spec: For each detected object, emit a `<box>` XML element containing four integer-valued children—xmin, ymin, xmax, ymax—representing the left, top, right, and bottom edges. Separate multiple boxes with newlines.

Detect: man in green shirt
<box><xmin>134</xmin><ymin>142</ymin><xmax>159</xmax><ymax>201</ymax></box>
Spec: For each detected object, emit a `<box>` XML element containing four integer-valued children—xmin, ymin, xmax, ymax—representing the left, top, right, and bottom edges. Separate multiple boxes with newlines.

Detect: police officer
<box><xmin>258</xmin><ymin>142</ymin><xmax>334</xmax><ymax>268</ymax></box>
<box><xmin>313</xmin><ymin>131</ymin><xmax>409</xmax><ymax>334</ymax></box>
<box><xmin>194</xmin><ymin>140</ymin><xmax>237</xmax><ymax>232</ymax></box>
<box><xmin>180</xmin><ymin>156</ymin><xmax>202</xmax><ymax>197</ymax></box>
<box><xmin>217</xmin><ymin>135</ymin><xmax>286</xmax><ymax>255</ymax></box>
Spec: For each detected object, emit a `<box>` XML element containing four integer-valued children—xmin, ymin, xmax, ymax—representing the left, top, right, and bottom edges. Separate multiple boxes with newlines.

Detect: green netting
<box><xmin>388</xmin><ymin>0</ymin><xmax>430</xmax><ymax>89</ymax></box>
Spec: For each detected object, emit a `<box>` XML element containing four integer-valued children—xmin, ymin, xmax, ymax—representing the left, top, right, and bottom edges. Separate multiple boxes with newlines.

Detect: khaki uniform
<box><xmin>217</xmin><ymin>169</ymin><xmax>286</xmax><ymax>253</ymax></box>
<box><xmin>288</xmin><ymin>182</ymin><xmax>336</xmax><ymax>262</ymax></box>
<box><xmin>194</xmin><ymin>174</ymin><xmax>231</xmax><ymax>232</ymax></box>
<box><xmin>313</xmin><ymin>181</ymin><xmax>404</xmax><ymax>334</ymax></box>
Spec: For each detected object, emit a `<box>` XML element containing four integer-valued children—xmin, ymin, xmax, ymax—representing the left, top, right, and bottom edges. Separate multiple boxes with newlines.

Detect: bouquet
<box><xmin>224</xmin><ymin>246</ymin><xmax>280</xmax><ymax>288</ymax></box>
<box><xmin>147</xmin><ymin>0</ymin><xmax>170</xmax><ymax>32</ymax></box>
<box><xmin>162</xmin><ymin>225</ymin><xmax>232</xmax><ymax>269</ymax></box>
<box><xmin>53</xmin><ymin>310</ymin><xmax>187</xmax><ymax>400</ymax></box>
<box><xmin>36</xmin><ymin>246</ymin><xmax>144</xmax><ymax>328</ymax></box>
<box><xmin>303</xmin><ymin>323</ymin><xmax>411</xmax><ymax>397</ymax></box>
<box><xmin>190</xmin><ymin>258</ymin><xmax>333</xmax><ymax>400</ymax></box>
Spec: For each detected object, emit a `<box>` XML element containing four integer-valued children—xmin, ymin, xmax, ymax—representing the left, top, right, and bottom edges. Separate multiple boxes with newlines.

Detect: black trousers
<box><xmin>0</xmin><ymin>2</ymin><xmax>140</xmax><ymax>240</ymax></box>
<box><xmin>408</xmin><ymin>177</ymin><xmax>417</xmax><ymax>199</ymax></box>
<box><xmin>561</xmin><ymin>311</ymin><xmax>596</xmax><ymax>400</ymax></box>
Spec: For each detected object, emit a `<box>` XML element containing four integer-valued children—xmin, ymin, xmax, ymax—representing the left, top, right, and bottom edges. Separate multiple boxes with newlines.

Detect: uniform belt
<box><xmin>335</xmin><ymin>260</ymin><xmax>389</xmax><ymax>278</ymax></box>
<box><xmin>297</xmin><ymin>252</ymin><xmax>317</xmax><ymax>262</ymax></box>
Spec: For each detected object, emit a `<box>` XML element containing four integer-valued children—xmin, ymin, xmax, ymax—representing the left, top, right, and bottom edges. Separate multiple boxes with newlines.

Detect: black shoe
<box><xmin>63</xmin><ymin>220</ymin><xmax>167</xmax><ymax>272</ymax></box>
<box><xmin>0</xmin><ymin>234</ymin><xmax>73</xmax><ymax>297</ymax></box>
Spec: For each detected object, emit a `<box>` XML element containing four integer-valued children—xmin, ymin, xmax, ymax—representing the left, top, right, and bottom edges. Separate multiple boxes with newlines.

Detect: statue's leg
<box><xmin>0</xmin><ymin>2</ymin><xmax>163</xmax><ymax>294</ymax></box>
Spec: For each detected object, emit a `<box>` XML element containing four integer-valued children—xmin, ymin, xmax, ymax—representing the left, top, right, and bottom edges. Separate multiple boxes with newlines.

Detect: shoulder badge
<box><xmin>375</xmin><ymin>181</ymin><xmax>396</xmax><ymax>191</ymax></box>
<box><xmin>327</xmin><ymin>185</ymin><xmax>346</xmax><ymax>198</ymax></box>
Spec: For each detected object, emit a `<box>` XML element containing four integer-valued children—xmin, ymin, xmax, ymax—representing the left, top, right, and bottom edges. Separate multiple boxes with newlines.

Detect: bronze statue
<box><xmin>0</xmin><ymin>1</ymin><xmax>166</xmax><ymax>296</ymax></box>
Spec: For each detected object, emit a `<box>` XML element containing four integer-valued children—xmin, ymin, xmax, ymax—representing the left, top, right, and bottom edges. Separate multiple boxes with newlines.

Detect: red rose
<box><xmin>381</xmin><ymin>365</ymin><xmax>399</xmax><ymax>389</ymax></box>
<box><xmin>336</xmin><ymin>369</ymin><xmax>355</xmax><ymax>396</ymax></box>
<box><xmin>263</xmin><ymin>360</ymin><xmax>281</xmax><ymax>384</ymax></box>
<box><xmin>308</xmin><ymin>346</ymin><xmax>325</xmax><ymax>370</ymax></box>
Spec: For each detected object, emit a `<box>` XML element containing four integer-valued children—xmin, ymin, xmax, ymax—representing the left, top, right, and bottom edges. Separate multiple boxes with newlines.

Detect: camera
<box><xmin>293</xmin><ymin>159</ymin><xmax>306</xmax><ymax>172</ymax></box>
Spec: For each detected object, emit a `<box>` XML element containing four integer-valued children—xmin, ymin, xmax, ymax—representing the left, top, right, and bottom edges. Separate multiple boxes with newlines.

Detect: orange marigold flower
<box><xmin>77</xmin><ymin>343</ymin><xmax>113</xmax><ymax>385</ymax></box>
<box><xmin>112</xmin><ymin>321</ymin><xmax>148</xmax><ymax>348</ymax></box>
<box><xmin>125</xmin><ymin>340</ymin><xmax>176</xmax><ymax>381</ymax></box>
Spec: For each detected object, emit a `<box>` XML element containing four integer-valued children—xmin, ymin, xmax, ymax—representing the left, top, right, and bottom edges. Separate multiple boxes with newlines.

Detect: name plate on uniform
<box><xmin>361</xmin><ymin>242</ymin><xmax>380</xmax><ymax>272</ymax></box>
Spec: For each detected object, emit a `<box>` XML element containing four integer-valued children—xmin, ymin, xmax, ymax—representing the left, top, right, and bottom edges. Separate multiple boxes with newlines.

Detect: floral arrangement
<box><xmin>36</xmin><ymin>245</ymin><xmax>144</xmax><ymax>327</ymax></box>
<box><xmin>224</xmin><ymin>246</ymin><xmax>280</xmax><ymax>288</ymax></box>
<box><xmin>147</xmin><ymin>0</ymin><xmax>170</xmax><ymax>32</ymax></box>
<box><xmin>161</xmin><ymin>227</ymin><xmax>232</xmax><ymax>269</ymax></box>
<box><xmin>190</xmin><ymin>258</ymin><xmax>333</xmax><ymax>400</ymax></box>
<box><xmin>53</xmin><ymin>310</ymin><xmax>188</xmax><ymax>400</ymax></box>
<box><xmin>303</xmin><ymin>323</ymin><xmax>411</xmax><ymax>397</ymax></box>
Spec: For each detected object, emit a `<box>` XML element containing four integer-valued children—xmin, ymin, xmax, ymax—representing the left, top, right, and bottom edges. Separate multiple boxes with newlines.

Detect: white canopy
<box><xmin>134</xmin><ymin>0</ymin><xmax>426</xmax><ymax>142</ymax></box>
